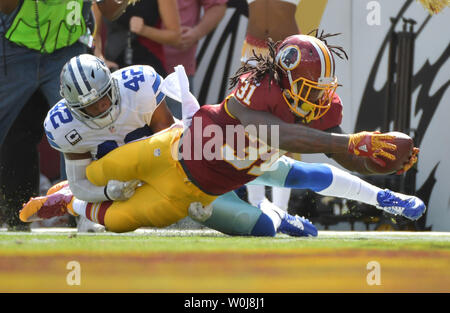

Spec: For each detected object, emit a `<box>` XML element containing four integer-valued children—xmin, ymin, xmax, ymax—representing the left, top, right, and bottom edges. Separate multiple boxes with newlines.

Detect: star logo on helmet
<box><xmin>279</xmin><ymin>45</ymin><xmax>301</xmax><ymax>71</ymax></box>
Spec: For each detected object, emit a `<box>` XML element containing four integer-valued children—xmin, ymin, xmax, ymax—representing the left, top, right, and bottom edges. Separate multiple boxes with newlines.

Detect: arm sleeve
<box><xmin>65</xmin><ymin>158</ymin><xmax>109</xmax><ymax>202</ymax></box>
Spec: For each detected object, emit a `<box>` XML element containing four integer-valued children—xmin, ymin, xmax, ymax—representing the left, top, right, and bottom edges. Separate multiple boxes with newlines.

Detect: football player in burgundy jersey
<box><xmin>180</xmin><ymin>34</ymin><xmax>423</xmax><ymax>232</ymax></box>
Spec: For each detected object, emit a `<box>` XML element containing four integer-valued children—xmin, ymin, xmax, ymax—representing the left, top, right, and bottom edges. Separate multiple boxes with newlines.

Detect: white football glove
<box><xmin>188</xmin><ymin>202</ymin><xmax>213</xmax><ymax>222</ymax></box>
<box><xmin>105</xmin><ymin>179</ymin><xmax>142</xmax><ymax>201</ymax></box>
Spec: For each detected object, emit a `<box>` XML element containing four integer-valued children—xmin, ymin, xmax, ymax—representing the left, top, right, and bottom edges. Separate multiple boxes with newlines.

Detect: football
<box><xmin>364</xmin><ymin>131</ymin><xmax>414</xmax><ymax>174</ymax></box>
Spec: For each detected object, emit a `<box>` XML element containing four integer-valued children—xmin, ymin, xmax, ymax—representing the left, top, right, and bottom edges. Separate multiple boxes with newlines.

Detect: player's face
<box><xmin>83</xmin><ymin>95</ymin><xmax>112</xmax><ymax>118</ymax></box>
<box><xmin>298</xmin><ymin>83</ymin><xmax>325</xmax><ymax>103</ymax></box>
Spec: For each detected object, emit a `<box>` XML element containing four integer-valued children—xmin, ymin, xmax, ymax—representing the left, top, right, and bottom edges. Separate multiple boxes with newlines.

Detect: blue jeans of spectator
<box><xmin>0</xmin><ymin>41</ymin><xmax>86</xmax><ymax>146</ymax></box>
<box><xmin>0</xmin><ymin>41</ymin><xmax>86</xmax><ymax>227</ymax></box>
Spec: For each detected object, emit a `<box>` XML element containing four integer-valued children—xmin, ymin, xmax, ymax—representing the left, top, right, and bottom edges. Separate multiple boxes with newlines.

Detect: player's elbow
<box><xmin>67</xmin><ymin>180</ymin><xmax>88</xmax><ymax>202</ymax></box>
<box><xmin>67</xmin><ymin>178</ymin><xmax>106</xmax><ymax>203</ymax></box>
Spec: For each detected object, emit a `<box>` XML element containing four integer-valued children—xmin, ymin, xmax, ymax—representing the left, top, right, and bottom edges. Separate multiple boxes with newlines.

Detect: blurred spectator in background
<box><xmin>102</xmin><ymin>0</ymin><xmax>181</xmax><ymax>76</ymax></box>
<box><xmin>242</xmin><ymin>0</ymin><xmax>302</xmax><ymax>214</ymax></box>
<box><xmin>241</xmin><ymin>0</ymin><xmax>300</xmax><ymax>64</ymax></box>
<box><xmin>91</xmin><ymin>3</ymin><xmax>120</xmax><ymax>71</ymax></box>
<box><xmin>0</xmin><ymin>0</ymin><xmax>130</xmax><ymax>230</ymax></box>
<box><xmin>164</xmin><ymin>0</ymin><xmax>227</xmax><ymax>119</ymax></box>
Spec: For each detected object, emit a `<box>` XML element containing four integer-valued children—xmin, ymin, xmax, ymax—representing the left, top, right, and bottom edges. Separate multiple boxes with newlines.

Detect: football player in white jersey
<box><xmin>40</xmin><ymin>55</ymin><xmax>174</xmax><ymax>232</ymax></box>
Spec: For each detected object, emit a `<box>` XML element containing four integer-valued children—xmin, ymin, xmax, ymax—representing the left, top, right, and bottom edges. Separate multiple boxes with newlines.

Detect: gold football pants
<box><xmin>86</xmin><ymin>125</ymin><xmax>217</xmax><ymax>232</ymax></box>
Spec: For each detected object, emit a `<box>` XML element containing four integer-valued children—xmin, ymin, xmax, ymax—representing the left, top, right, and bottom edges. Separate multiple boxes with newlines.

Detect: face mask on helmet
<box><xmin>276</xmin><ymin>35</ymin><xmax>339</xmax><ymax>123</ymax></box>
<box><xmin>60</xmin><ymin>54</ymin><xmax>121</xmax><ymax>129</ymax></box>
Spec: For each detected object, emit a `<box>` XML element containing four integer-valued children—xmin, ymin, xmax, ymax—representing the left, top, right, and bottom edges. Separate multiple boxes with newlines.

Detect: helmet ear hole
<box><xmin>65</xmin><ymin>84</ymin><xmax>72</xmax><ymax>92</ymax></box>
<box><xmin>91</xmin><ymin>69</ymin><xmax>95</xmax><ymax>79</ymax></box>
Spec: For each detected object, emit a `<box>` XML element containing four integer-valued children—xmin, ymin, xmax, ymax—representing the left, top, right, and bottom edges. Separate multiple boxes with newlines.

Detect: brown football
<box><xmin>364</xmin><ymin>131</ymin><xmax>414</xmax><ymax>174</ymax></box>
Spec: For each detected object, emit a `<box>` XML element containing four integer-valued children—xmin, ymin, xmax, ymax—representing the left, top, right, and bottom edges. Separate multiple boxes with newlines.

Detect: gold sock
<box><xmin>66</xmin><ymin>197</ymin><xmax>79</xmax><ymax>216</ymax></box>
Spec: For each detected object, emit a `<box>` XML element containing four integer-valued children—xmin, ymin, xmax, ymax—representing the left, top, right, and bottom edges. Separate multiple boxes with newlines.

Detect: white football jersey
<box><xmin>44</xmin><ymin>65</ymin><xmax>165</xmax><ymax>159</ymax></box>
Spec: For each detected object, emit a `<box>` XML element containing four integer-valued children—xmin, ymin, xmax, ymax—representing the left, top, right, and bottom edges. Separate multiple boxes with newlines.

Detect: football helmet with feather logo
<box><xmin>275</xmin><ymin>34</ymin><xmax>338</xmax><ymax>123</ymax></box>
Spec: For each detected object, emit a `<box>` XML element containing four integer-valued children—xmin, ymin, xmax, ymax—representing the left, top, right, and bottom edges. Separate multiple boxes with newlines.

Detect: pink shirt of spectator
<box><xmin>164</xmin><ymin>0</ymin><xmax>227</xmax><ymax>76</ymax></box>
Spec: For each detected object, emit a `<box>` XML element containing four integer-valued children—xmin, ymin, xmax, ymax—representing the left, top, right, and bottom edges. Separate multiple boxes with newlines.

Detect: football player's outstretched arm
<box><xmin>324</xmin><ymin>126</ymin><xmax>377</xmax><ymax>175</ymax></box>
<box><xmin>227</xmin><ymin>96</ymin><xmax>397</xmax><ymax>161</ymax></box>
<box><xmin>325</xmin><ymin>126</ymin><xmax>419</xmax><ymax>175</ymax></box>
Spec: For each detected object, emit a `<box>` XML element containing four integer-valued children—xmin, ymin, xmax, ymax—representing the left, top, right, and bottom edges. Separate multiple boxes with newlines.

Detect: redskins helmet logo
<box><xmin>279</xmin><ymin>45</ymin><xmax>301</xmax><ymax>70</ymax></box>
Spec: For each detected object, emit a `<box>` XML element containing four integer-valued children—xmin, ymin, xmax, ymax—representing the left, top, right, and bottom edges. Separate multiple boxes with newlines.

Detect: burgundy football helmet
<box><xmin>275</xmin><ymin>34</ymin><xmax>338</xmax><ymax>122</ymax></box>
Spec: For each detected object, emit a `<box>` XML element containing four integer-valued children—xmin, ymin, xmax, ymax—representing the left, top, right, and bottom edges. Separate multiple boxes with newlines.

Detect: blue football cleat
<box><xmin>278</xmin><ymin>213</ymin><xmax>318</xmax><ymax>237</ymax></box>
<box><xmin>258</xmin><ymin>199</ymin><xmax>318</xmax><ymax>237</ymax></box>
<box><xmin>376</xmin><ymin>189</ymin><xmax>426</xmax><ymax>221</ymax></box>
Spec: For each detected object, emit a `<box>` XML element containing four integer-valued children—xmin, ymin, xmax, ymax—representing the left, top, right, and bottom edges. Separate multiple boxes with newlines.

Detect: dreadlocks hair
<box><xmin>229</xmin><ymin>38</ymin><xmax>283</xmax><ymax>89</ymax></box>
<box><xmin>229</xmin><ymin>30</ymin><xmax>349</xmax><ymax>90</ymax></box>
<box><xmin>308</xmin><ymin>29</ymin><xmax>349</xmax><ymax>61</ymax></box>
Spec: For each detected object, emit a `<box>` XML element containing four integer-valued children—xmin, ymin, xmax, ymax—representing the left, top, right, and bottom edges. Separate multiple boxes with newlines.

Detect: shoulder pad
<box><xmin>44</xmin><ymin>101</ymin><xmax>87</xmax><ymax>153</ymax></box>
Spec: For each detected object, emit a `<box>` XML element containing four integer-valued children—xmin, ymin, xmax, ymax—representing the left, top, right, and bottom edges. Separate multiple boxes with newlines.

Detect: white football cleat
<box><xmin>76</xmin><ymin>216</ymin><xmax>105</xmax><ymax>233</ymax></box>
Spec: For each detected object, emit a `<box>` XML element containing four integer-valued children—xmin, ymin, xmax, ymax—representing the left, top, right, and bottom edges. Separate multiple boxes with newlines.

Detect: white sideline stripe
<box><xmin>1</xmin><ymin>228</ymin><xmax>450</xmax><ymax>240</ymax></box>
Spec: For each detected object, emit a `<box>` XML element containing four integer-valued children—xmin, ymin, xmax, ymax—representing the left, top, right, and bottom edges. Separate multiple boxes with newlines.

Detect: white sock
<box><xmin>318</xmin><ymin>165</ymin><xmax>381</xmax><ymax>206</ymax></box>
<box><xmin>72</xmin><ymin>199</ymin><xmax>88</xmax><ymax>218</ymax></box>
<box><xmin>272</xmin><ymin>187</ymin><xmax>291</xmax><ymax>211</ymax></box>
<box><xmin>258</xmin><ymin>199</ymin><xmax>283</xmax><ymax>229</ymax></box>
<box><xmin>247</xmin><ymin>185</ymin><xmax>266</xmax><ymax>206</ymax></box>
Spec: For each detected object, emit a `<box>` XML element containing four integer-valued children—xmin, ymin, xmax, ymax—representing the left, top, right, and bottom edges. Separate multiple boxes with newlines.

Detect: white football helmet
<box><xmin>60</xmin><ymin>54</ymin><xmax>120</xmax><ymax>129</ymax></box>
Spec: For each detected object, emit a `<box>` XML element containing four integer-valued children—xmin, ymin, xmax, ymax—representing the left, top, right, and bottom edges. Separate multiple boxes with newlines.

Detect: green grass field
<box><xmin>1</xmin><ymin>229</ymin><xmax>449</xmax><ymax>293</ymax></box>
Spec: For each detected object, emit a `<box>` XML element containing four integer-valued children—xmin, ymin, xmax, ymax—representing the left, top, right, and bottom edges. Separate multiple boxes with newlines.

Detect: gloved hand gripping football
<box><xmin>348</xmin><ymin>131</ymin><xmax>397</xmax><ymax>166</ymax></box>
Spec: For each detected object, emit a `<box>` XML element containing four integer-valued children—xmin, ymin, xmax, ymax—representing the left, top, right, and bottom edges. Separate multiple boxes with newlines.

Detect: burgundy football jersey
<box><xmin>180</xmin><ymin>73</ymin><xmax>343</xmax><ymax>195</ymax></box>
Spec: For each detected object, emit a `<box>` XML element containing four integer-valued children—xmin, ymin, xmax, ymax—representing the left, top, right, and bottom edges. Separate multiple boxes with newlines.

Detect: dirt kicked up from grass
<box><xmin>0</xmin><ymin>230</ymin><xmax>449</xmax><ymax>293</ymax></box>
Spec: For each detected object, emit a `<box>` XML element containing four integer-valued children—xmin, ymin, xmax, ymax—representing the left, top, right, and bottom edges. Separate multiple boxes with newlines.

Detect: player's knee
<box><xmin>85</xmin><ymin>162</ymin><xmax>107</xmax><ymax>186</ymax></box>
<box><xmin>285</xmin><ymin>162</ymin><xmax>333</xmax><ymax>192</ymax></box>
<box><xmin>214</xmin><ymin>211</ymin><xmax>272</xmax><ymax>236</ymax></box>
<box><xmin>104</xmin><ymin>212</ymin><xmax>140</xmax><ymax>233</ymax></box>
<box><xmin>227</xmin><ymin>212</ymin><xmax>255</xmax><ymax>235</ymax></box>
